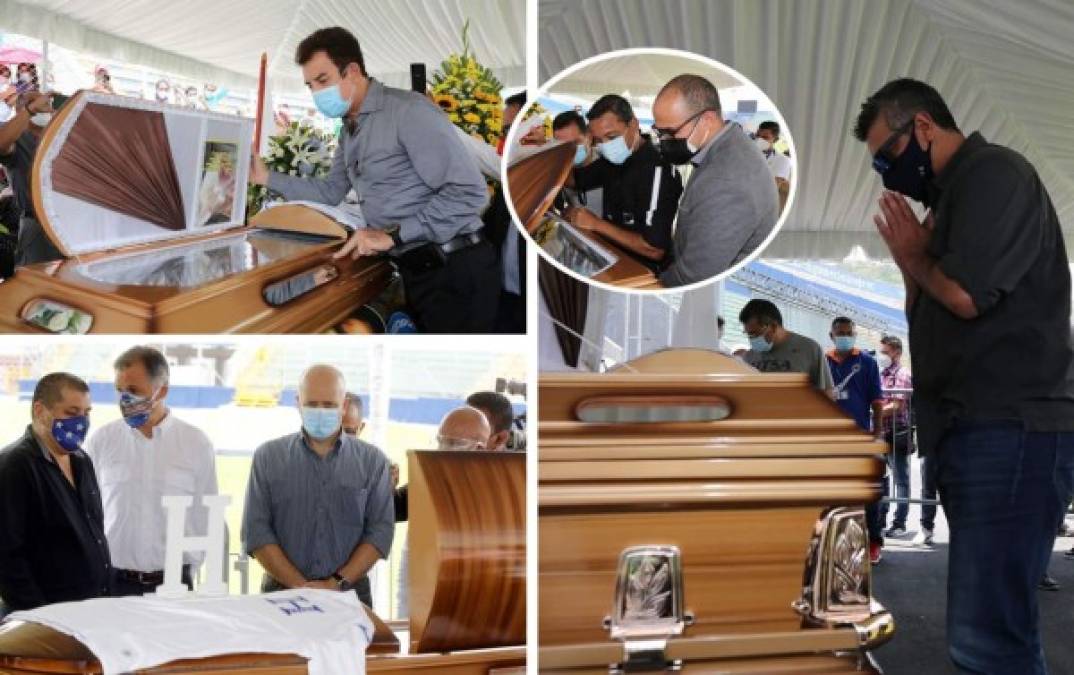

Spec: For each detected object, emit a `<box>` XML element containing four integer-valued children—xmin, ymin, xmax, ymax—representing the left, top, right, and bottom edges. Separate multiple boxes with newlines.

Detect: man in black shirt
<box><xmin>565</xmin><ymin>94</ymin><xmax>682</xmax><ymax>273</ymax></box>
<box><xmin>856</xmin><ymin>78</ymin><xmax>1074</xmax><ymax>674</ymax></box>
<box><xmin>0</xmin><ymin>89</ymin><xmax>63</xmax><ymax>266</ymax></box>
<box><xmin>0</xmin><ymin>373</ymin><xmax>112</xmax><ymax>616</ymax></box>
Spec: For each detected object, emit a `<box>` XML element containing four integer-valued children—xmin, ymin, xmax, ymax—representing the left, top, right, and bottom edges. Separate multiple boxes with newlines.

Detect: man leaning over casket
<box><xmin>240</xmin><ymin>364</ymin><xmax>393</xmax><ymax>607</ymax></box>
<box><xmin>0</xmin><ymin>373</ymin><xmax>112</xmax><ymax>616</ymax></box>
<box><xmin>250</xmin><ymin>26</ymin><xmax>500</xmax><ymax>334</ymax></box>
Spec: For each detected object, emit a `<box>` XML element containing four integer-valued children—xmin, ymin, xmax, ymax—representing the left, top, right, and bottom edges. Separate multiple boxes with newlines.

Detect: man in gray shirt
<box><xmin>652</xmin><ymin>75</ymin><xmax>779</xmax><ymax>287</ymax></box>
<box><xmin>250</xmin><ymin>27</ymin><xmax>500</xmax><ymax>333</ymax></box>
<box><xmin>738</xmin><ymin>299</ymin><xmax>834</xmax><ymax>396</ymax></box>
<box><xmin>241</xmin><ymin>364</ymin><xmax>393</xmax><ymax>607</ymax></box>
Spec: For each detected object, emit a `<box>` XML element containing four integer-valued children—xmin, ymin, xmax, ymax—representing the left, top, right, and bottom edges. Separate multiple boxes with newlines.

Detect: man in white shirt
<box><xmin>85</xmin><ymin>346</ymin><xmax>218</xmax><ymax>596</ymax></box>
<box><xmin>755</xmin><ymin>120</ymin><xmax>793</xmax><ymax>210</ymax></box>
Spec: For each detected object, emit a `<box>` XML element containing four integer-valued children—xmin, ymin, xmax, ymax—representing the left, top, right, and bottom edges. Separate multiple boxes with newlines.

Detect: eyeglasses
<box><xmin>437</xmin><ymin>435</ymin><xmax>484</xmax><ymax>451</ymax></box>
<box><xmin>652</xmin><ymin>109</ymin><xmax>710</xmax><ymax>141</ymax></box>
<box><xmin>871</xmin><ymin>119</ymin><xmax>914</xmax><ymax>174</ymax></box>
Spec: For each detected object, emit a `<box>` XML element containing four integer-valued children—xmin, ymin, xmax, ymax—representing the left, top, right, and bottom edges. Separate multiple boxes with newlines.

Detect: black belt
<box><xmin>438</xmin><ymin>231</ymin><xmax>484</xmax><ymax>255</ymax></box>
<box><xmin>116</xmin><ymin>565</ymin><xmax>190</xmax><ymax>585</ymax></box>
<box><xmin>117</xmin><ymin>568</ymin><xmax>166</xmax><ymax>584</ymax></box>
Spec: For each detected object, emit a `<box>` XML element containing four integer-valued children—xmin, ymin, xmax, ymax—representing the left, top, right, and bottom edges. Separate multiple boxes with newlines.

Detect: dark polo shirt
<box><xmin>910</xmin><ymin>132</ymin><xmax>1074</xmax><ymax>455</ymax></box>
<box><xmin>0</xmin><ymin>427</ymin><xmax>112</xmax><ymax>612</ymax></box>
<box><xmin>573</xmin><ymin>135</ymin><xmax>683</xmax><ymax>272</ymax></box>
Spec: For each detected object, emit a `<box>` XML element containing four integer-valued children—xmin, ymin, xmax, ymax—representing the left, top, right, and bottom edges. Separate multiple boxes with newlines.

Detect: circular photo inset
<box><xmin>503</xmin><ymin>47</ymin><xmax>797</xmax><ymax>293</ymax></box>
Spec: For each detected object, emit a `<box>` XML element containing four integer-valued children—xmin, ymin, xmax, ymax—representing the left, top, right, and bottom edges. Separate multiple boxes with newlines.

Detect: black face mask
<box><xmin>880</xmin><ymin>133</ymin><xmax>934</xmax><ymax>208</ymax></box>
<box><xmin>658</xmin><ymin>137</ymin><xmax>697</xmax><ymax>165</ymax></box>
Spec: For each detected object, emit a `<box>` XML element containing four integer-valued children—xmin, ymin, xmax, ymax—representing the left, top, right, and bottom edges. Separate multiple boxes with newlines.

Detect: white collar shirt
<box><xmin>84</xmin><ymin>412</ymin><xmax>218</xmax><ymax>572</ymax></box>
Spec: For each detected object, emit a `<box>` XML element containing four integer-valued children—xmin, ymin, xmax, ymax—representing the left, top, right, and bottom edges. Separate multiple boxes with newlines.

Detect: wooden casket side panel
<box><xmin>539</xmin><ymin>506</ymin><xmax>826</xmax><ymax>645</ymax></box>
<box><xmin>0</xmin><ymin>248</ymin><xmax>392</xmax><ymax>334</ymax></box>
<box><xmin>408</xmin><ymin>450</ymin><xmax>526</xmax><ymax>654</ymax></box>
<box><xmin>506</xmin><ymin>143</ymin><xmax>575</xmax><ymax>234</ymax></box>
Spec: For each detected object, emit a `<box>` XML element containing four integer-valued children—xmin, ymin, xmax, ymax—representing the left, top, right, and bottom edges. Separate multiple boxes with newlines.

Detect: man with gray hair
<box><xmin>242</xmin><ymin>364</ymin><xmax>393</xmax><ymax>607</ymax></box>
<box><xmin>85</xmin><ymin>346</ymin><xmax>218</xmax><ymax>596</ymax></box>
<box><xmin>652</xmin><ymin>74</ymin><xmax>779</xmax><ymax>286</ymax></box>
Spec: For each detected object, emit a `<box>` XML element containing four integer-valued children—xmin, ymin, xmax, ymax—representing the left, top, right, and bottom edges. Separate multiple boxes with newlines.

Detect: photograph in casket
<box><xmin>504</xmin><ymin>48</ymin><xmax>797</xmax><ymax>293</ymax></box>
<box><xmin>0</xmin><ymin>91</ymin><xmax>391</xmax><ymax>334</ymax></box>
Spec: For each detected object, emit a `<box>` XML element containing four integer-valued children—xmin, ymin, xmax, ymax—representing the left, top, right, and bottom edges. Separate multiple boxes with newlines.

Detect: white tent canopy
<box><xmin>547</xmin><ymin>52</ymin><xmax>742</xmax><ymax>100</ymax></box>
<box><xmin>0</xmin><ymin>0</ymin><xmax>525</xmax><ymax>94</ymax></box>
<box><xmin>540</xmin><ymin>0</ymin><xmax>1074</xmax><ymax>259</ymax></box>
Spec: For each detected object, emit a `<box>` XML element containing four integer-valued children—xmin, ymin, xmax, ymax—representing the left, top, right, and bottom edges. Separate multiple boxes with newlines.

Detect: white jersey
<box><xmin>764</xmin><ymin>149</ymin><xmax>793</xmax><ymax>181</ymax></box>
<box><xmin>9</xmin><ymin>589</ymin><xmax>372</xmax><ymax>675</ymax></box>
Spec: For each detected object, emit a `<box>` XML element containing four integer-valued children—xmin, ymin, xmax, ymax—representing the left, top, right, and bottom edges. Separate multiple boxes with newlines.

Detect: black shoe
<box><xmin>1040</xmin><ymin>575</ymin><xmax>1060</xmax><ymax>591</ymax></box>
<box><xmin>1065</xmin><ymin>547</ymin><xmax>1074</xmax><ymax>560</ymax></box>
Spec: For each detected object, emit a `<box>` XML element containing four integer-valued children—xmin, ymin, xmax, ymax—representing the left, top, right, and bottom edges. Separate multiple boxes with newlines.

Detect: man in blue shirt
<box><xmin>825</xmin><ymin>316</ymin><xmax>886</xmax><ymax>564</ymax></box>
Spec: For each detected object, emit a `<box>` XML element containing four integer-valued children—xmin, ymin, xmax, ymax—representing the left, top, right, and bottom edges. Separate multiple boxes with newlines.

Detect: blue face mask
<box><xmin>301</xmin><ymin>406</ymin><xmax>342</xmax><ymax>440</ymax></box>
<box><xmin>51</xmin><ymin>415</ymin><xmax>89</xmax><ymax>453</ymax></box>
<box><xmin>834</xmin><ymin>335</ymin><xmax>856</xmax><ymax>352</ymax></box>
<box><xmin>749</xmin><ymin>334</ymin><xmax>773</xmax><ymax>353</ymax></box>
<box><xmin>598</xmin><ymin>135</ymin><xmax>632</xmax><ymax>165</ymax></box>
<box><xmin>572</xmin><ymin>144</ymin><xmax>588</xmax><ymax>166</ymax></box>
<box><xmin>312</xmin><ymin>72</ymin><xmax>352</xmax><ymax>118</ymax></box>
<box><xmin>119</xmin><ymin>391</ymin><xmax>156</xmax><ymax>429</ymax></box>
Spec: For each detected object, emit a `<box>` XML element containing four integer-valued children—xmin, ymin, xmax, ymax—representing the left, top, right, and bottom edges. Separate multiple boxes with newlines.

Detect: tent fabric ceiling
<box><xmin>0</xmin><ymin>0</ymin><xmax>525</xmax><ymax>93</ymax></box>
<box><xmin>547</xmin><ymin>52</ymin><xmax>743</xmax><ymax>99</ymax></box>
<box><xmin>539</xmin><ymin>0</ymin><xmax>1074</xmax><ymax>256</ymax></box>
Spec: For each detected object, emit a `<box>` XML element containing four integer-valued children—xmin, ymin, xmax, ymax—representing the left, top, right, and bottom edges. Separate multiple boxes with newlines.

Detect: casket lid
<box><xmin>32</xmin><ymin>90</ymin><xmax>254</xmax><ymax>257</ymax></box>
<box><xmin>505</xmin><ymin>140</ymin><xmax>574</xmax><ymax>234</ymax></box>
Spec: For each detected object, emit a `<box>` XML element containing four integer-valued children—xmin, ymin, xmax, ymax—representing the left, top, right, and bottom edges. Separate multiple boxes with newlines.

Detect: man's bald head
<box><xmin>656</xmin><ymin>74</ymin><xmax>723</xmax><ymax>117</ymax></box>
<box><xmin>298</xmin><ymin>364</ymin><xmax>346</xmax><ymax>409</ymax></box>
<box><xmin>653</xmin><ymin>74</ymin><xmax>724</xmax><ymax>153</ymax></box>
<box><xmin>436</xmin><ymin>405</ymin><xmax>491</xmax><ymax>451</ymax></box>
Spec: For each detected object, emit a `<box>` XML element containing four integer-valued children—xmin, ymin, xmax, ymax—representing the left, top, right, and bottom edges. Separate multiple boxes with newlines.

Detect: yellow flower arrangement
<box><xmin>430</xmin><ymin>20</ymin><xmax>505</xmax><ymax>148</ymax></box>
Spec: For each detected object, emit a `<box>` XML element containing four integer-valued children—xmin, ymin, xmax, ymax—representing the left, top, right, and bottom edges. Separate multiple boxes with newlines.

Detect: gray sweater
<box><xmin>660</xmin><ymin>123</ymin><xmax>779</xmax><ymax>287</ymax></box>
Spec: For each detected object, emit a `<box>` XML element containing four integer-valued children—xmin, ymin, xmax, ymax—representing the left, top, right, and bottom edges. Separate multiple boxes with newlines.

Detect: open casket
<box><xmin>0</xmin><ymin>450</ymin><xmax>525</xmax><ymax>673</ymax></box>
<box><xmin>0</xmin><ymin>91</ymin><xmax>391</xmax><ymax>334</ymax></box>
<box><xmin>538</xmin><ymin>349</ymin><xmax>894</xmax><ymax>673</ymax></box>
<box><xmin>506</xmin><ymin>142</ymin><xmax>658</xmax><ymax>290</ymax></box>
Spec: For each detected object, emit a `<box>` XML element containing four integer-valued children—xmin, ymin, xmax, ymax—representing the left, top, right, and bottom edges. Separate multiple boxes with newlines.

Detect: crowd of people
<box><xmin>543</xmin><ymin>75</ymin><xmax>788</xmax><ymax>287</ymax></box>
<box><xmin>0</xmin><ymin>345</ymin><xmax>522</xmax><ymax>616</ymax></box>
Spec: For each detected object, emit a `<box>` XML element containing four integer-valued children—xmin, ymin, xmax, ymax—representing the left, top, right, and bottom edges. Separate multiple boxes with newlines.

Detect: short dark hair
<box><xmin>880</xmin><ymin>335</ymin><xmax>904</xmax><ymax>353</ymax></box>
<box><xmin>757</xmin><ymin>120</ymin><xmax>780</xmax><ymax>138</ymax></box>
<box><xmin>587</xmin><ymin>94</ymin><xmax>634</xmax><ymax>124</ymax></box>
<box><xmin>505</xmin><ymin>91</ymin><xmax>527</xmax><ymax>109</ymax></box>
<box><xmin>33</xmin><ymin>372</ymin><xmax>89</xmax><ymax>407</ymax></box>
<box><xmin>114</xmin><ymin>346</ymin><xmax>170</xmax><ymax>385</ymax></box>
<box><xmin>344</xmin><ymin>392</ymin><xmax>363</xmax><ymax>412</ymax></box>
<box><xmin>853</xmin><ymin>78</ymin><xmax>959</xmax><ymax>142</ymax></box>
<box><xmin>466</xmin><ymin>391</ymin><xmax>514</xmax><ymax>433</ymax></box>
<box><xmin>831</xmin><ymin>316</ymin><xmax>855</xmax><ymax>330</ymax></box>
<box><xmin>295</xmin><ymin>27</ymin><xmax>367</xmax><ymax>76</ymax></box>
<box><xmin>552</xmin><ymin>110</ymin><xmax>586</xmax><ymax>134</ymax></box>
<box><xmin>659</xmin><ymin>74</ymin><xmax>723</xmax><ymax>115</ymax></box>
<box><xmin>739</xmin><ymin>299</ymin><xmax>782</xmax><ymax>327</ymax></box>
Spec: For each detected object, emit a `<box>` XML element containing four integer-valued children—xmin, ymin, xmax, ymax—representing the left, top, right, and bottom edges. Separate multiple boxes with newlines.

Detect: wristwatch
<box><xmin>383</xmin><ymin>224</ymin><xmax>403</xmax><ymax>248</ymax></box>
<box><xmin>331</xmin><ymin>572</ymin><xmax>353</xmax><ymax>592</ymax></box>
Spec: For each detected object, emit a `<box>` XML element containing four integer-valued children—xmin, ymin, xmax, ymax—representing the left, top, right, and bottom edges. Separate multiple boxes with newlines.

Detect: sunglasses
<box><xmin>652</xmin><ymin>108</ymin><xmax>711</xmax><ymax>141</ymax></box>
<box><xmin>871</xmin><ymin>119</ymin><xmax>914</xmax><ymax>174</ymax></box>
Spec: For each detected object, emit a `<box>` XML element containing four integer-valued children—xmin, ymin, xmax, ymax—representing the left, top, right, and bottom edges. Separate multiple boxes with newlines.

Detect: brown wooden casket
<box><xmin>0</xmin><ymin>91</ymin><xmax>391</xmax><ymax>334</ymax></box>
<box><xmin>538</xmin><ymin>349</ymin><xmax>894</xmax><ymax>673</ymax></box>
<box><xmin>0</xmin><ymin>450</ymin><xmax>525</xmax><ymax>674</ymax></box>
<box><xmin>505</xmin><ymin>142</ymin><xmax>658</xmax><ymax>290</ymax></box>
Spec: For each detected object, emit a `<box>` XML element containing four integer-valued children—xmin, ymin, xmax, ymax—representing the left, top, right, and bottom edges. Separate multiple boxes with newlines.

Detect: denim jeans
<box><xmin>920</xmin><ymin>452</ymin><xmax>939</xmax><ymax>530</ymax></box>
<box><xmin>886</xmin><ymin>430</ymin><xmax>913</xmax><ymax>528</ymax></box>
<box><xmin>935</xmin><ymin>420</ymin><xmax>1074</xmax><ymax>675</ymax></box>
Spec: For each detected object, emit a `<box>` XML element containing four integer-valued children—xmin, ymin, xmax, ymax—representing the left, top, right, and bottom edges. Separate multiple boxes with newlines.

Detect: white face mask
<box><xmin>878</xmin><ymin>353</ymin><xmax>893</xmax><ymax>369</ymax></box>
<box><xmin>30</xmin><ymin>112</ymin><xmax>52</xmax><ymax>127</ymax></box>
<box><xmin>754</xmin><ymin>137</ymin><xmax>772</xmax><ymax>152</ymax></box>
